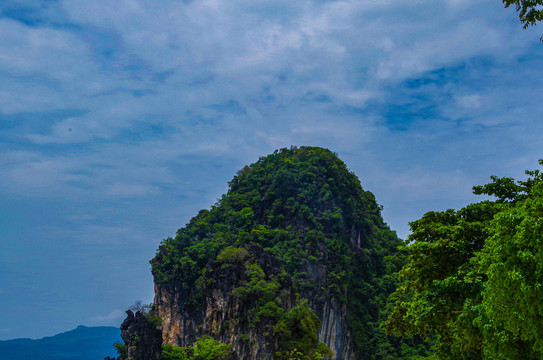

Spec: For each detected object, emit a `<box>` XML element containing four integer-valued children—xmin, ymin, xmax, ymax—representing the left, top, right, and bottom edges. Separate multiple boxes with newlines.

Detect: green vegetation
<box><xmin>126</xmin><ymin>149</ymin><xmax>543</xmax><ymax>359</ymax></box>
<box><xmin>192</xmin><ymin>337</ymin><xmax>234</xmax><ymax>360</ymax></box>
<box><xmin>216</xmin><ymin>246</ymin><xmax>250</xmax><ymax>264</ymax></box>
<box><xmin>385</xmin><ymin>160</ymin><xmax>543</xmax><ymax>359</ymax></box>
<box><xmin>113</xmin><ymin>341</ymin><xmax>128</xmax><ymax>359</ymax></box>
<box><xmin>217</xmin><ymin>246</ymin><xmax>333</xmax><ymax>358</ymax></box>
<box><xmin>503</xmin><ymin>0</ymin><xmax>543</xmax><ymax>28</ymax></box>
<box><xmin>231</xmin><ymin>261</ymin><xmax>287</xmax><ymax>324</ymax></box>
<box><xmin>148</xmin><ymin>315</ymin><xmax>164</xmax><ymax>328</ymax></box>
<box><xmin>161</xmin><ymin>337</ymin><xmax>233</xmax><ymax>360</ymax></box>
<box><xmin>161</xmin><ymin>344</ymin><xmax>188</xmax><ymax>360</ymax></box>
<box><xmin>502</xmin><ymin>0</ymin><xmax>543</xmax><ymax>40</ymax></box>
<box><xmin>151</xmin><ymin>146</ymin><xmax>406</xmax><ymax>358</ymax></box>
<box><xmin>273</xmin><ymin>300</ymin><xmax>333</xmax><ymax>360</ymax></box>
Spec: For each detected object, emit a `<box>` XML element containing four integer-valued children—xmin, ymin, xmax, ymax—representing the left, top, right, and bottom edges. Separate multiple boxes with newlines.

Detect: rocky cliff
<box><xmin>114</xmin><ymin>147</ymin><xmax>405</xmax><ymax>360</ymax></box>
<box><xmin>156</xmin><ymin>244</ymin><xmax>297</xmax><ymax>359</ymax></box>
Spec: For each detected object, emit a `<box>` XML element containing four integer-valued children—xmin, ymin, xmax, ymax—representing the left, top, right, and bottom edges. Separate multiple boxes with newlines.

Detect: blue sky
<box><xmin>1</xmin><ymin>0</ymin><xmax>543</xmax><ymax>340</ymax></box>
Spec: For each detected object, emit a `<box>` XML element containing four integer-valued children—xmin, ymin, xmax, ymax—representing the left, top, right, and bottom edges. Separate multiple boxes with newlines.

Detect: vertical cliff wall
<box><xmin>155</xmin><ymin>244</ymin><xmax>298</xmax><ymax>360</ymax></box>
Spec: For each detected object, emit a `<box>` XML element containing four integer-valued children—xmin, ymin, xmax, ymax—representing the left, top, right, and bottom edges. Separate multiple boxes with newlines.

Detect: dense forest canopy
<box><xmin>385</xmin><ymin>160</ymin><xmax>543</xmax><ymax>359</ymax></box>
<box><xmin>150</xmin><ymin>146</ymin><xmax>421</xmax><ymax>359</ymax></box>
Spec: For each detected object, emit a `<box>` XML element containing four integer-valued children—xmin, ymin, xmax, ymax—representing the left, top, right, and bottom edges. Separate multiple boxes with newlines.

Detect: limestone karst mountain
<box><xmin>114</xmin><ymin>147</ymin><xmax>408</xmax><ymax>360</ymax></box>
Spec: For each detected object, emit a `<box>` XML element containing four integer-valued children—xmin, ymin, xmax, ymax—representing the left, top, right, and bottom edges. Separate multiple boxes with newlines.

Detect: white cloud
<box><xmin>376</xmin><ymin>20</ymin><xmax>502</xmax><ymax>80</ymax></box>
<box><xmin>0</xmin><ymin>18</ymin><xmax>116</xmax><ymax>114</ymax></box>
<box><xmin>2</xmin><ymin>0</ymin><xmax>529</xmax><ymax>148</ymax></box>
<box><xmin>90</xmin><ymin>309</ymin><xmax>125</xmax><ymax>323</ymax></box>
<box><xmin>1</xmin><ymin>0</ymin><xmax>540</xmax><ymax>203</ymax></box>
<box><xmin>2</xmin><ymin>0</ymin><xmax>543</xmax><ymax>340</ymax></box>
<box><xmin>456</xmin><ymin>94</ymin><xmax>483</xmax><ymax>109</ymax></box>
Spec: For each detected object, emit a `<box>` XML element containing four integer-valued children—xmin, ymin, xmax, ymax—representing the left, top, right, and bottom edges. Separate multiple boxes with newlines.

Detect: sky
<box><xmin>1</xmin><ymin>0</ymin><xmax>542</xmax><ymax>340</ymax></box>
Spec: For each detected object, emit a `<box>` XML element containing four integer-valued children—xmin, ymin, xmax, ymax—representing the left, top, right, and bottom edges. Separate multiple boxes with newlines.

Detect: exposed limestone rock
<box><xmin>119</xmin><ymin>235</ymin><xmax>362</xmax><ymax>360</ymax></box>
<box><xmin>316</xmin><ymin>298</ymin><xmax>353</xmax><ymax>359</ymax></box>
<box><xmin>156</xmin><ymin>244</ymin><xmax>296</xmax><ymax>360</ymax></box>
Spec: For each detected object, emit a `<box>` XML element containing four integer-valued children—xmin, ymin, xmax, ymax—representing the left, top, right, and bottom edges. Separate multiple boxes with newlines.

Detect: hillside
<box><xmin>0</xmin><ymin>325</ymin><xmax>120</xmax><ymax>360</ymax></box>
<box><xmin>116</xmin><ymin>146</ymin><xmax>419</xmax><ymax>360</ymax></box>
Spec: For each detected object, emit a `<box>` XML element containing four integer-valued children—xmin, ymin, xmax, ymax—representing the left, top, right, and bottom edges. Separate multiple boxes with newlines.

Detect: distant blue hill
<box><xmin>0</xmin><ymin>325</ymin><xmax>121</xmax><ymax>360</ymax></box>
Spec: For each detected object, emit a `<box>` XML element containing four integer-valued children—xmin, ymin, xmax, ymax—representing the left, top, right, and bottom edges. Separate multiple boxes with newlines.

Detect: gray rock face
<box><xmin>119</xmin><ymin>235</ymin><xmax>364</xmax><ymax>360</ymax></box>
<box><xmin>157</xmin><ymin>244</ymin><xmax>297</xmax><ymax>360</ymax></box>
<box><xmin>119</xmin><ymin>310</ymin><xmax>162</xmax><ymax>360</ymax></box>
<box><xmin>315</xmin><ymin>298</ymin><xmax>353</xmax><ymax>359</ymax></box>
<box><xmin>154</xmin><ymin>243</ymin><xmax>357</xmax><ymax>360</ymax></box>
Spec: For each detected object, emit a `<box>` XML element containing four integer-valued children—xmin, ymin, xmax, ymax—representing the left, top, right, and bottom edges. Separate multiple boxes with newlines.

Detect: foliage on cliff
<box><xmin>385</xmin><ymin>160</ymin><xmax>543</xmax><ymax>359</ymax></box>
<box><xmin>151</xmin><ymin>146</ymin><xmax>408</xmax><ymax>359</ymax></box>
<box><xmin>209</xmin><ymin>243</ymin><xmax>332</xmax><ymax>360</ymax></box>
<box><xmin>161</xmin><ymin>337</ymin><xmax>234</xmax><ymax>360</ymax></box>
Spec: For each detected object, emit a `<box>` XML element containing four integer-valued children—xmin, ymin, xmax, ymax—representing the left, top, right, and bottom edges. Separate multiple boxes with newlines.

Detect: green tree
<box><xmin>274</xmin><ymin>300</ymin><xmax>332</xmax><ymax>360</ymax></box>
<box><xmin>503</xmin><ymin>0</ymin><xmax>543</xmax><ymax>28</ymax></box>
<box><xmin>162</xmin><ymin>344</ymin><xmax>188</xmax><ymax>360</ymax></box>
<box><xmin>384</xmin><ymin>202</ymin><xmax>498</xmax><ymax>359</ymax></box>
<box><xmin>385</xmin><ymin>161</ymin><xmax>543</xmax><ymax>359</ymax></box>
<box><xmin>191</xmin><ymin>336</ymin><xmax>234</xmax><ymax>360</ymax></box>
<box><xmin>161</xmin><ymin>338</ymin><xmax>233</xmax><ymax>360</ymax></box>
<box><xmin>480</xmin><ymin>180</ymin><xmax>543</xmax><ymax>357</ymax></box>
<box><xmin>113</xmin><ymin>341</ymin><xmax>128</xmax><ymax>360</ymax></box>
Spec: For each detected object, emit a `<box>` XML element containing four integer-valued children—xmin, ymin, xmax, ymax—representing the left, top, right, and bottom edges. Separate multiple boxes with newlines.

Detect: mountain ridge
<box><xmin>0</xmin><ymin>325</ymin><xmax>121</xmax><ymax>360</ymax></box>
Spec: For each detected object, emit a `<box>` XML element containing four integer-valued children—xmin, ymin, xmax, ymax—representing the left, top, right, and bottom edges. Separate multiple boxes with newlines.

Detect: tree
<box><xmin>385</xmin><ymin>162</ymin><xmax>543</xmax><ymax>359</ymax></box>
<box><xmin>160</xmin><ymin>338</ymin><xmax>233</xmax><ymax>360</ymax></box>
<box><xmin>191</xmin><ymin>336</ymin><xmax>234</xmax><ymax>360</ymax></box>
<box><xmin>480</xmin><ymin>180</ymin><xmax>543</xmax><ymax>357</ymax></box>
<box><xmin>273</xmin><ymin>300</ymin><xmax>332</xmax><ymax>360</ymax></box>
<box><xmin>113</xmin><ymin>342</ymin><xmax>128</xmax><ymax>360</ymax></box>
<box><xmin>384</xmin><ymin>202</ymin><xmax>498</xmax><ymax>359</ymax></box>
<box><xmin>162</xmin><ymin>344</ymin><xmax>188</xmax><ymax>360</ymax></box>
<box><xmin>503</xmin><ymin>0</ymin><xmax>543</xmax><ymax>29</ymax></box>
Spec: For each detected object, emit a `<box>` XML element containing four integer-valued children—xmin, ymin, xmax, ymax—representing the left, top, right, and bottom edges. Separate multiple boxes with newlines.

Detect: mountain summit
<box><xmin>115</xmin><ymin>147</ymin><xmax>405</xmax><ymax>360</ymax></box>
